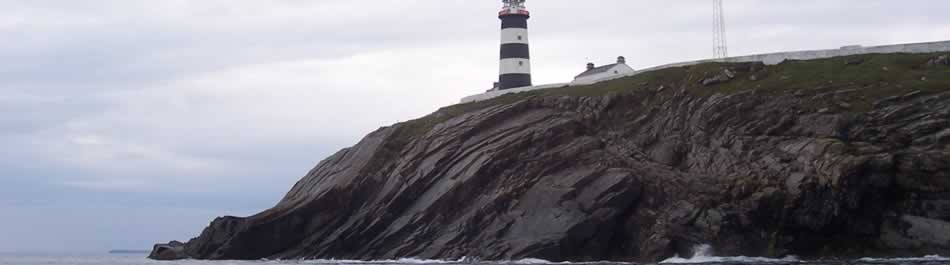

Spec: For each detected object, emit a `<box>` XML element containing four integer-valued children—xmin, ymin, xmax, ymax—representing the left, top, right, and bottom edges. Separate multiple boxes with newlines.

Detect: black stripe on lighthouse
<box><xmin>499</xmin><ymin>74</ymin><xmax>532</xmax><ymax>89</ymax></box>
<box><xmin>501</xmin><ymin>15</ymin><xmax>529</xmax><ymax>29</ymax></box>
<box><xmin>498</xmin><ymin>13</ymin><xmax>531</xmax><ymax>90</ymax></box>
<box><xmin>500</xmin><ymin>43</ymin><xmax>530</xmax><ymax>59</ymax></box>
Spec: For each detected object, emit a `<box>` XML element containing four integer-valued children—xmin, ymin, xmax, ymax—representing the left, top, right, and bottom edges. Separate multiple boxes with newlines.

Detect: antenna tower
<box><xmin>712</xmin><ymin>0</ymin><xmax>729</xmax><ymax>59</ymax></box>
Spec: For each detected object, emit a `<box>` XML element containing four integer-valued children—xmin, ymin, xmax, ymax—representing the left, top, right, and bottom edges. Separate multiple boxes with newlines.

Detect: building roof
<box><xmin>575</xmin><ymin>63</ymin><xmax>620</xmax><ymax>78</ymax></box>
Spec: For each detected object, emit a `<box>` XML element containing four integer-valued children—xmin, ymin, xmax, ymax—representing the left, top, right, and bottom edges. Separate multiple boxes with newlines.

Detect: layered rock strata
<box><xmin>153</xmin><ymin>54</ymin><xmax>950</xmax><ymax>262</ymax></box>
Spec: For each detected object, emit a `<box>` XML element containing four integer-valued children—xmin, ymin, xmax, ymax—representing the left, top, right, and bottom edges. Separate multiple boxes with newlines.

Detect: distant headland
<box><xmin>108</xmin><ymin>250</ymin><xmax>150</xmax><ymax>254</ymax></box>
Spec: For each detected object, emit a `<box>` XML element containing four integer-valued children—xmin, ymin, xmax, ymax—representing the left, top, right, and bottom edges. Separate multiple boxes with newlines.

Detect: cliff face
<box><xmin>152</xmin><ymin>53</ymin><xmax>950</xmax><ymax>262</ymax></box>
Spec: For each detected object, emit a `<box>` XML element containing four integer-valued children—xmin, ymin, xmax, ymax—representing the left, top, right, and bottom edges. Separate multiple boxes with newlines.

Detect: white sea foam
<box><xmin>301</xmin><ymin>257</ymin><xmax>463</xmax><ymax>264</ymax></box>
<box><xmin>506</xmin><ymin>258</ymin><xmax>558</xmax><ymax>264</ymax></box>
<box><xmin>659</xmin><ymin>244</ymin><xmax>800</xmax><ymax>264</ymax></box>
<box><xmin>294</xmin><ymin>257</ymin><xmax>608</xmax><ymax>265</ymax></box>
<box><xmin>297</xmin><ymin>257</ymin><xmax>578</xmax><ymax>265</ymax></box>
<box><xmin>857</xmin><ymin>255</ymin><xmax>950</xmax><ymax>262</ymax></box>
<box><xmin>7</xmin><ymin>253</ymin><xmax>950</xmax><ymax>265</ymax></box>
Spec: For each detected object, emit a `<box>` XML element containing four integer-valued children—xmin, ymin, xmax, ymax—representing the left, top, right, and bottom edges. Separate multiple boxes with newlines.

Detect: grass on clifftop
<box><xmin>378</xmin><ymin>52</ymin><xmax>950</xmax><ymax>160</ymax></box>
<box><xmin>442</xmin><ymin>52</ymin><xmax>948</xmax><ymax>116</ymax></box>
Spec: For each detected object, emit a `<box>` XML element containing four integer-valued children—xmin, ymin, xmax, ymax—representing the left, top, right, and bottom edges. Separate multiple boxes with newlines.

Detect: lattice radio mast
<box><xmin>712</xmin><ymin>0</ymin><xmax>729</xmax><ymax>59</ymax></box>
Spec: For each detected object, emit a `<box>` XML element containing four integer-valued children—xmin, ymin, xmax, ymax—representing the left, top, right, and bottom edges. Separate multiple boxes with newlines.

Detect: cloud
<box><xmin>22</xmin><ymin>42</ymin><xmax>499</xmax><ymax>193</ymax></box>
<box><xmin>0</xmin><ymin>0</ymin><xmax>948</xmax><ymax>253</ymax></box>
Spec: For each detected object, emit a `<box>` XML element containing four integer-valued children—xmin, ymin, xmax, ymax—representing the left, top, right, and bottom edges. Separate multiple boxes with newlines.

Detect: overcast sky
<box><xmin>1</xmin><ymin>0</ymin><xmax>948</xmax><ymax>254</ymax></box>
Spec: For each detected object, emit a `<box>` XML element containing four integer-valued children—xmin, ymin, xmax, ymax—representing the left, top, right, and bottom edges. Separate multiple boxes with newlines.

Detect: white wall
<box><xmin>570</xmin><ymin>64</ymin><xmax>636</xmax><ymax>85</ymax></box>
<box><xmin>460</xmin><ymin>83</ymin><xmax>568</xmax><ymax>103</ymax></box>
<box><xmin>636</xmin><ymin>40</ymin><xmax>950</xmax><ymax>73</ymax></box>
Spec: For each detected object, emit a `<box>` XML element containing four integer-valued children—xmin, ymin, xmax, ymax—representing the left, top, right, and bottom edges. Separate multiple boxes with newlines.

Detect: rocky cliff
<box><xmin>151</xmin><ymin>53</ymin><xmax>950</xmax><ymax>262</ymax></box>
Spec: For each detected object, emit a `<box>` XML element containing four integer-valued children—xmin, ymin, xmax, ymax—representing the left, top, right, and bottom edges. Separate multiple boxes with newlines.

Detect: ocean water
<box><xmin>2</xmin><ymin>253</ymin><xmax>950</xmax><ymax>265</ymax></box>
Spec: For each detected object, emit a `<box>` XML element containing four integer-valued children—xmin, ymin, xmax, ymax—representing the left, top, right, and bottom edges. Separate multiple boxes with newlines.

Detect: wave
<box><xmin>297</xmin><ymin>257</ymin><xmax>564</xmax><ymax>264</ymax></box>
<box><xmin>659</xmin><ymin>244</ymin><xmax>800</xmax><ymax>264</ymax></box>
<box><xmin>246</xmin><ymin>251</ymin><xmax>950</xmax><ymax>265</ymax></box>
<box><xmin>300</xmin><ymin>257</ymin><xmax>465</xmax><ymax>264</ymax></box>
<box><xmin>504</xmin><ymin>258</ymin><xmax>564</xmax><ymax>264</ymax></box>
<box><xmin>857</xmin><ymin>255</ymin><xmax>950</xmax><ymax>262</ymax></box>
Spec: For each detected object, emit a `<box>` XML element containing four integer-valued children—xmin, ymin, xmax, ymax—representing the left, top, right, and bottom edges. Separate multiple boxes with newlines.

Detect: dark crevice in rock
<box><xmin>151</xmin><ymin>57</ymin><xmax>950</xmax><ymax>262</ymax></box>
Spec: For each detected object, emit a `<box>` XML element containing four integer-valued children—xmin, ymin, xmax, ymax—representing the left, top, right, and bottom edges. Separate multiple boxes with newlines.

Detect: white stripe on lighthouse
<box><xmin>500</xmin><ymin>28</ymin><xmax>529</xmax><ymax>45</ymax></box>
<box><xmin>499</xmin><ymin>58</ymin><xmax>531</xmax><ymax>75</ymax></box>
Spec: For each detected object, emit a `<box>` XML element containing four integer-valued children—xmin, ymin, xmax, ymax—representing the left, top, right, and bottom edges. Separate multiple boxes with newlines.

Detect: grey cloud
<box><xmin>0</xmin><ymin>0</ymin><xmax>948</xmax><ymax>254</ymax></box>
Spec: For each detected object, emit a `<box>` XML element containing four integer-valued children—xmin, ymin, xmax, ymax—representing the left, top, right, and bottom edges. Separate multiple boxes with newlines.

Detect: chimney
<box><xmin>586</xmin><ymin>63</ymin><xmax>595</xmax><ymax>70</ymax></box>
<box><xmin>617</xmin><ymin>56</ymin><xmax>626</xmax><ymax>64</ymax></box>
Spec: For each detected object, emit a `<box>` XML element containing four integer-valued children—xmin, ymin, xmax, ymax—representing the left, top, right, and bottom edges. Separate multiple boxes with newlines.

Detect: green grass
<box><xmin>478</xmin><ymin>53</ymin><xmax>946</xmax><ymax>112</ymax></box>
<box><xmin>689</xmin><ymin>53</ymin><xmax>950</xmax><ymax>111</ymax></box>
<box><xmin>361</xmin><ymin>90</ymin><xmax>535</xmax><ymax>174</ymax></box>
<box><xmin>368</xmin><ymin>52</ymin><xmax>950</xmax><ymax>168</ymax></box>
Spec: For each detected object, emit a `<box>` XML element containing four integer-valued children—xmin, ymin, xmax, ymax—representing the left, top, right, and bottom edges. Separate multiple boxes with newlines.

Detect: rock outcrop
<box><xmin>149</xmin><ymin>241</ymin><xmax>187</xmax><ymax>260</ymax></box>
<box><xmin>927</xmin><ymin>55</ymin><xmax>949</xmax><ymax>67</ymax></box>
<box><xmin>152</xmin><ymin>53</ymin><xmax>950</xmax><ymax>262</ymax></box>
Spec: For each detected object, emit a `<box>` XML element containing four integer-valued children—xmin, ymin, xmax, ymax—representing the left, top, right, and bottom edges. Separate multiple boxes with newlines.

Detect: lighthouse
<box><xmin>497</xmin><ymin>0</ymin><xmax>532</xmax><ymax>90</ymax></box>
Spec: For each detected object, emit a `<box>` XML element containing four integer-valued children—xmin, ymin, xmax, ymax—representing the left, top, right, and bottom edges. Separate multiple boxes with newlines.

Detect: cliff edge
<box><xmin>151</xmin><ymin>53</ymin><xmax>950</xmax><ymax>262</ymax></box>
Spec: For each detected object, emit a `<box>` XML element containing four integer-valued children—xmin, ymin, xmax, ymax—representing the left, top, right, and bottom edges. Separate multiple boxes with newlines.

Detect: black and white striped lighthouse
<box><xmin>497</xmin><ymin>0</ymin><xmax>532</xmax><ymax>90</ymax></box>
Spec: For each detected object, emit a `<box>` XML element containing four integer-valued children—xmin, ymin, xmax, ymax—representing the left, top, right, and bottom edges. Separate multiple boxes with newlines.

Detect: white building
<box><xmin>571</xmin><ymin>56</ymin><xmax>635</xmax><ymax>85</ymax></box>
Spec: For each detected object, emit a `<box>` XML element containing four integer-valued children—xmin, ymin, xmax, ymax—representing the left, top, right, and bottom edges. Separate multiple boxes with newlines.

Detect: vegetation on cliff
<box><xmin>152</xmin><ymin>53</ymin><xmax>950</xmax><ymax>262</ymax></box>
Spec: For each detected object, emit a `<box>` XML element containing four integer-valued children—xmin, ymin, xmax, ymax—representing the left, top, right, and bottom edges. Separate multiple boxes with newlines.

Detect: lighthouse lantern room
<box><xmin>497</xmin><ymin>0</ymin><xmax>532</xmax><ymax>90</ymax></box>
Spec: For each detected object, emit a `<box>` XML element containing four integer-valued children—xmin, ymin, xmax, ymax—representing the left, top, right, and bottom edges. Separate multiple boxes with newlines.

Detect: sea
<box><xmin>1</xmin><ymin>252</ymin><xmax>949</xmax><ymax>265</ymax></box>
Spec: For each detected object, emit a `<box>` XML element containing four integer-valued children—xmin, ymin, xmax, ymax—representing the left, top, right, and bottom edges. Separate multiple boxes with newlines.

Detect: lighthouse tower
<box><xmin>497</xmin><ymin>0</ymin><xmax>532</xmax><ymax>90</ymax></box>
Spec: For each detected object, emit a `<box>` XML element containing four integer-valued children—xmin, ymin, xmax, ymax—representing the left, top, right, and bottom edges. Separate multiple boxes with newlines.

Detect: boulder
<box><xmin>701</xmin><ymin>69</ymin><xmax>736</xmax><ymax>86</ymax></box>
<box><xmin>927</xmin><ymin>55</ymin><xmax>950</xmax><ymax>66</ymax></box>
<box><xmin>880</xmin><ymin>215</ymin><xmax>950</xmax><ymax>250</ymax></box>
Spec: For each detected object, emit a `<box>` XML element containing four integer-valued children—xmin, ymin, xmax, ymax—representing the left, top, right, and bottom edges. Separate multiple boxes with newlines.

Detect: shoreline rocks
<box><xmin>148</xmin><ymin>241</ymin><xmax>186</xmax><ymax>260</ymax></box>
